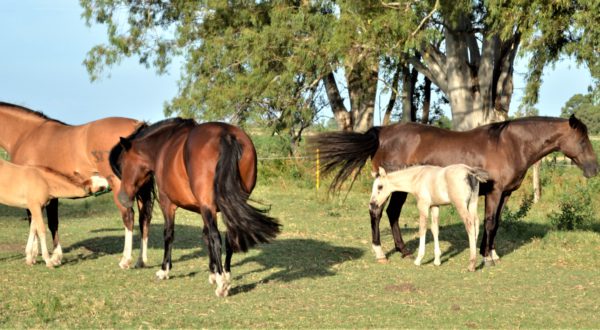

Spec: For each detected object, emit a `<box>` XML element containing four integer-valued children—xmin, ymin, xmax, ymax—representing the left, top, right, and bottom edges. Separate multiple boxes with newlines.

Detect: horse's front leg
<box><xmin>414</xmin><ymin>202</ymin><xmax>430</xmax><ymax>266</ymax></box>
<box><xmin>480</xmin><ymin>190</ymin><xmax>503</xmax><ymax>266</ymax></box>
<box><xmin>490</xmin><ymin>193</ymin><xmax>511</xmax><ymax>261</ymax></box>
<box><xmin>46</xmin><ymin>199</ymin><xmax>62</xmax><ymax>265</ymax></box>
<box><xmin>135</xmin><ymin>179</ymin><xmax>155</xmax><ymax>268</ymax></box>
<box><xmin>386</xmin><ymin>191</ymin><xmax>411</xmax><ymax>257</ymax></box>
<box><xmin>201</xmin><ymin>206</ymin><xmax>229</xmax><ymax>297</ymax></box>
<box><xmin>111</xmin><ymin>180</ymin><xmax>135</xmax><ymax>269</ymax></box>
<box><xmin>368</xmin><ymin>200</ymin><xmax>387</xmax><ymax>262</ymax></box>
<box><xmin>156</xmin><ymin>196</ymin><xmax>177</xmax><ymax>280</ymax></box>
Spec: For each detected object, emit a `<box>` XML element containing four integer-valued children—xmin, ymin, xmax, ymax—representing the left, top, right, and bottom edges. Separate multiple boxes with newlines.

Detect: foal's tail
<box><xmin>468</xmin><ymin>167</ymin><xmax>490</xmax><ymax>183</ymax></box>
<box><xmin>214</xmin><ymin>133</ymin><xmax>281</xmax><ymax>253</ymax></box>
<box><xmin>307</xmin><ymin>127</ymin><xmax>381</xmax><ymax>193</ymax></box>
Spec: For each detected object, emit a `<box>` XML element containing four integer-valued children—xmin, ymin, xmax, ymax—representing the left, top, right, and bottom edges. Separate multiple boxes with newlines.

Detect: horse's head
<box><xmin>109</xmin><ymin>137</ymin><xmax>153</xmax><ymax>208</ymax></box>
<box><xmin>559</xmin><ymin>115</ymin><xmax>598</xmax><ymax>178</ymax></box>
<box><xmin>370</xmin><ymin>167</ymin><xmax>393</xmax><ymax>209</ymax></box>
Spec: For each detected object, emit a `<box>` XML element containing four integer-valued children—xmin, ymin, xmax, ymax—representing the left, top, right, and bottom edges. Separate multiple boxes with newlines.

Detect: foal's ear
<box><xmin>378</xmin><ymin>167</ymin><xmax>387</xmax><ymax>177</ymax></box>
<box><xmin>119</xmin><ymin>137</ymin><xmax>132</xmax><ymax>150</ymax></box>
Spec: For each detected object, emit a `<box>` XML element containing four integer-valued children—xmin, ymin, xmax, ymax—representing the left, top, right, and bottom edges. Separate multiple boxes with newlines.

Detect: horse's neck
<box><xmin>0</xmin><ymin>107</ymin><xmax>48</xmax><ymax>153</ymax></box>
<box><xmin>508</xmin><ymin>121</ymin><xmax>563</xmax><ymax>167</ymax></box>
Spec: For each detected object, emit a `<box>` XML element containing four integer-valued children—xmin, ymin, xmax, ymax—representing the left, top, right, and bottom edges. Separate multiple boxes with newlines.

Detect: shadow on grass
<box><xmin>228</xmin><ymin>238</ymin><xmax>364</xmax><ymax>296</ymax></box>
<box><xmin>380</xmin><ymin>220</ymin><xmax>554</xmax><ymax>266</ymax></box>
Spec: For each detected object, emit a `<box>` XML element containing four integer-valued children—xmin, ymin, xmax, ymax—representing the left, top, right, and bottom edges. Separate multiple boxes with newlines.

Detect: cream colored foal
<box><xmin>370</xmin><ymin>165</ymin><xmax>489</xmax><ymax>271</ymax></box>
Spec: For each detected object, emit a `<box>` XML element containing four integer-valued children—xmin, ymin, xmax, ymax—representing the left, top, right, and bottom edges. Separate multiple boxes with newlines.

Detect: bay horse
<box><xmin>311</xmin><ymin>115</ymin><xmax>598</xmax><ymax>264</ymax></box>
<box><xmin>0</xmin><ymin>159</ymin><xmax>108</xmax><ymax>267</ymax></box>
<box><xmin>109</xmin><ymin>118</ymin><xmax>280</xmax><ymax>297</ymax></box>
<box><xmin>0</xmin><ymin>102</ymin><xmax>154</xmax><ymax>268</ymax></box>
<box><xmin>370</xmin><ymin>165</ymin><xmax>489</xmax><ymax>271</ymax></box>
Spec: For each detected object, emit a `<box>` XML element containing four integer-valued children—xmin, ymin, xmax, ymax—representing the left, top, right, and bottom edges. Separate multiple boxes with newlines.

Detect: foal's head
<box><xmin>559</xmin><ymin>115</ymin><xmax>598</xmax><ymax>178</ymax></box>
<box><xmin>110</xmin><ymin>136</ymin><xmax>153</xmax><ymax>208</ymax></box>
<box><xmin>370</xmin><ymin>167</ymin><xmax>394</xmax><ymax>208</ymax></box>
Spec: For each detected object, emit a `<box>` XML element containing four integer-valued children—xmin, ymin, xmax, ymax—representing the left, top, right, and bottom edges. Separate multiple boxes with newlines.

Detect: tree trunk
<box><xmin>382</xmin><ymin>62</ymin><xmax>402</xmax><ymax>126</ymax></box>
<box><xmin>421</xmin><ymin>77</ymin><xmax>431</xmax><ymax>124</ymax></box>
<box><xmin>348</xmin><ymin>61</ymin><xmax>378</xmax><ymax>132</ymax></box>
<box><xmin>323</xmin><ymin>72</ymin><xmax>352</xmax><ymax>131</ymax></box>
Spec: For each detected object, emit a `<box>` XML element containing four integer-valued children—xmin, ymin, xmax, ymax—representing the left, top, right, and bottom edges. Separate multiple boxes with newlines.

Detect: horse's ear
<box><xmin>378</xmin><ymin>167</ymin><xmax>387</xmax><ymax>177</ymax></box>
<box><xmin>569</xmin><ymin>114</ymin><xmax>578</xmax><ymax>129</ymax></box>
<box><xmin>119</xmin><ymin>137</ymin><xmax>131</xmax><ymax>150</ymax></box>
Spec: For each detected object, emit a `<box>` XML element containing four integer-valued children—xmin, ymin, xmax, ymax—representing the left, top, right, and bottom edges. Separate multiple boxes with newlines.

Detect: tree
<box><xmin>560</xmin><ymin>86</ymin><xmax>600</xmax><ymax>135</ymax></box>
<box><xmin>81</xmin><ymin>0</ymin><xmax>600</xmax><ymax>135</ymax></box>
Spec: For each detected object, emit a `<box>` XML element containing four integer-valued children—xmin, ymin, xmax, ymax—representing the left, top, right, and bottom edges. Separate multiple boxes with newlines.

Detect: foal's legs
<box><xmin>414</xmin><ymin>201</ymin><xmax>430</xmax><ymax>266</ymax></box>
<box><xmin>430</xmin><ymin>206</ymin><xmax>441</xmax><ymax>266</ymax></box>
<box><xmin>454</xmin><ymin>196</ymin><xmax>478</xmax><ymax>271</ymax></box>
<box><xmin>46</xmin><ymin>199</ymin><xmax>63</xmax><ymax>265</ymax></box>
<box><xmin>156</xmin><ymin>195</ymin><xmax>176</xmax><ymax>280</ymax></box>
<box><xmin>26</xmin><ymin>206</ymin><xmax>53</xmax><ymax>267</ymax></box>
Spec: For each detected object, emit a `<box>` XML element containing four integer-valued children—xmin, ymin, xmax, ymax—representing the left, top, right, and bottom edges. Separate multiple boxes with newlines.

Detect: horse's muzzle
<box><xmin>118</xmin><ymin>189</ymin><xmax>134</xmax><ymax>208</ymax></box>
<box><xmin>583</xmin><ymin>161</ymin><xmax>599</xmax><ymax>178</ymax></box>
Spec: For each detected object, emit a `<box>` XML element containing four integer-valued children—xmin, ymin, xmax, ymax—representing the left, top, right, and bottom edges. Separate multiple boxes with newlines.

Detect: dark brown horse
<box><xmin>109</xmin><ymin>118</ymin><xmax>280</xmax><ymax>297</ymax></box>
<box><xmin>0</xmin><ymin>102</ymin><xmax>154</xmax><ymax>268</ymax></box>
<box><xmin>311</xmin><ymin>116</ymin><xmax>598</xmax><ymax>265</ymax></box>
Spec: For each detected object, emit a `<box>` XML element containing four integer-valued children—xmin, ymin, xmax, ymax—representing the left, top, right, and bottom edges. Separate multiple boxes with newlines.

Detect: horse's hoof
<box><xmin>208</xmin><ymin>273</ymin><xmax>216</xmax><ymax>285</ymax></box>
<box><xmin>434</xmin><ymin>260</ymin><xmax>441</xmax><ymax>266</ymax></box>
<box><xmin>45</xmin><ymin>262</ymin><xmax>55</xmax><ymax>269</ymax></box>
<box><xmin>25</xmin><ymin>258</ymin><xmax>34</xmax><ymax>266</ymax></box>
<box><xmin>134</xmin><ymin>259</ymin><xmax>146</xmax><ymax>269</ymax></box>
<box><xmin>376</xmin><ymin>258</ymin><xmax>389</xmax><ymax>264</ymax></box>
<box><xmin>155</xmin><ymin>269</ymin><xmax>169</xmax><ymax>280</ymax></box>
<box><xmin>215</xmin><ymin>285</ymin><xmax>230</xmax><ymax>297</ymax></box>
<box><xmin>484</xmin><ymin>258</ymin><xmax>496</xmax><ymax>267</ymax></box>
<box><xmin>414</xmin><ymin>260</ymin><xmax>422</xmax><ymax>266</ymax></box>
<box><xmin>119</xmin><ymin>258</ymin><xmax>132</xmax><ymax>270</ymax></box>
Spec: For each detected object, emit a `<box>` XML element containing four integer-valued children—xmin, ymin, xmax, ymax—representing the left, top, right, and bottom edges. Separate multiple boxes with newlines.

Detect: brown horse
<box><xmin>311</xmin><ymin>115</ymin><xmax>598</xmax><ymax>264</ymax></box>
<box><xmin>109</xmin><ymin>118</ymin><xmax>280</xmax><ymax>297</ymax></box>
<box><xmin>0</xmin><ymin>102</ymin><xmax>154</xmax><ymax>268</ymax></box>
<box><xmin>0</xmin><ymin>159</ymin><xmax>108</xmax><ymax>267</ymax></box>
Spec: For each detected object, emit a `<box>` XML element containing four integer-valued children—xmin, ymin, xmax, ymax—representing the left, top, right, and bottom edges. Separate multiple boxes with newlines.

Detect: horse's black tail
<box><xmin>308</xmin><ymin>127</ymin><xmax>381</xmax><ymax>193</ymax></box>
<box><xmin>214</xmin><ymin>133</ymin><xmax>280</xmax><ymax>253</ymax></box>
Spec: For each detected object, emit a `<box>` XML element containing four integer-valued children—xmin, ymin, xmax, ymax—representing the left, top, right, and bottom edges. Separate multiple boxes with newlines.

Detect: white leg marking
<box><xmin>414</xmin><ymin>234</ymin><xmax>426</xmax><ymax>266</ymax></box>
<box><xmin>135</xmin><ymin>237</ymin><xmax>148</xmax><ymax>268</ymax></box>
<box><xmin>372</xmin><ymin>244</ymin><xmax>387</xmax><ymax>261</ymax></box>
<box><xmin>155</xmin><ymin>265</ymin><xmax>170</xmax><ymax>280</ymax></box>
<box><xmin>25</xmin><ymin>230</ymin><xmax>36</xmax><ymax>266</ymax></box>
<box><xmin>119</xmin><ymin>228</ymin><xmax>133</xmax><ymax>269</ymax></box>
<box><xmin>50</xmin><ymin>244</ymin><xmax>63</xmax><ymax>266</ymax></box>
<box><xmin>208</xmin><ymin>272</ymin><xmax>216</xmax><ymax>285</ymax></box>
<box><xmin>491</xmin><ymin>249</ymin><xmax>500</xmax><ymax>261</ymax></box>
<box><xmin>431</xmin><ymin>207</ymin><xmax>441</xmax><ymax>266</ymax></box>
<box><xmin>214</xmin><ymin>273</ymin><xmax>230</xmax><ymax>297</ymax></box>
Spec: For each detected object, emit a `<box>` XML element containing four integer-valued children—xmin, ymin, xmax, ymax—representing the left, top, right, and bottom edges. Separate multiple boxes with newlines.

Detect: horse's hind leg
<box><xmin>203</xmin><ymin>226</ymin><xmax>217</xmax><ymax>284</ymax></box>
<box><xmin>224</xmin><ymin>232</ymin><xmax>233</xmax><ymax>284</ymax></box>
<box><xmin>430</xmin><ymin>206</ymin><xmax>441</xmax><ymax>266</ymax></box>
<box><xmin>201</xmin><ymin>206</ymin><xmax>229</xmax><ymax>297</ymax></box>
<box><xmin>386</xmin><ymin>191</ymin><xmax>411</xmax><ymax>257</ymax></box>
<box><xmin>46</xmin><ymin>199</ymin><xmax>62</xmax><ymax>265</ymax></box>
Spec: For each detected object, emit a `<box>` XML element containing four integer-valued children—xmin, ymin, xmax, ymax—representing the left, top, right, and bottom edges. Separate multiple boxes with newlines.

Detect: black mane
<box><xmin>0</xmin><ymin>101</ymin><xmax>70</xmax><ymax>126</ymax></box>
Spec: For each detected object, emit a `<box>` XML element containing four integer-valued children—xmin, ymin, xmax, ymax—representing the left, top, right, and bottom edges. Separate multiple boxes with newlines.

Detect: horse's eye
<box><xmin>377</xmin><ymin>185</ymin><xmax>383</xmax><ymax>190</ymax></box>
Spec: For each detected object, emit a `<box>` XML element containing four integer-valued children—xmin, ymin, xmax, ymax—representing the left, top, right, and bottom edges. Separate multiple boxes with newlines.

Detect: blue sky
<box><xmin>0</xmin><ymin>1</ymin><xmax>594</xmax><ymax>125</ymax></box>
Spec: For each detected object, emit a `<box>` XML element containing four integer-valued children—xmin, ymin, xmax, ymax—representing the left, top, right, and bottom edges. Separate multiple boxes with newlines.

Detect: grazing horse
<box><xmin>370</xmin><ymin>165</ymin><xmax>489</xmax><ymax>271</ymax></box>
<box><xmin>109</xmin><ymin>118</ymin><xmax>280</xmax><ymax>297</ymax></box>
<box><xmin>0</xmin><ymin>102</ymin><xmax>154</xmax><ymax>268</ymax></box>
<box><xmin>0</xmin><ymin>159</ymin><xmax>108</xmax><ymax>267</ymax></box>
<box><xmin>311</xmin><ymin>115</ymin><xmax>598</xmax><ymax>264</ymax></box>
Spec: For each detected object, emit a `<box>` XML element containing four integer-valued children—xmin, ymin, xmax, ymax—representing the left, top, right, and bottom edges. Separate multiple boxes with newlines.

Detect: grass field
<box><xmin>1</xmin><ymin>137</ymin><xmax>600</xmax><ymax>328</ymax></box>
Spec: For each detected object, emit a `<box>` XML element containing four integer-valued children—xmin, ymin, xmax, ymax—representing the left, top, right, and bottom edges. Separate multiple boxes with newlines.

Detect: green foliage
<box><xmin>560</xmin><ymin>85</ymin><xmax>600</xmax><ymax>134</ymax></box>
<box><xmin>503</xmin><ymin>195</ymin><xmax>534</xmax><ymax>224</ymax></box>
<box><xmin>549</xmin><ymin>180</ymin><xmax>598</xmax><ymax>230</ymax></box>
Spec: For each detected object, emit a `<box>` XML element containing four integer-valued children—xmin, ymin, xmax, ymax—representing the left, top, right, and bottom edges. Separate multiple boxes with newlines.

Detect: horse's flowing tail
<box><xmin>214</xmin><ymin>133</ymin><xmax>280</xmax><ymax>253</ymax></box>
<box><xmin>308</xmin><ymin>127</ymin><xmax>381</xmax><ymax>193</ymax></box>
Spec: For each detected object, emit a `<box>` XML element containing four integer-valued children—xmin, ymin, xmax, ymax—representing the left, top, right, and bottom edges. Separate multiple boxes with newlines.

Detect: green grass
<box><xmin>1</xmin><ymin>165</ymin><xmax>599</xmax><ymax>328</ymax></box>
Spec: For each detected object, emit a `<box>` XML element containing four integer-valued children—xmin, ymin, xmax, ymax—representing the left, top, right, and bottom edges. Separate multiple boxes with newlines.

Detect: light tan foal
<box><xmin>0</xmin><ymin>159</ymin><xmax>108</xmax><ymax>267</ymax></box>
<box><xmin>370</xmin><ymin>165</ymin><xmax>489</xmax><ymax>271</ymax></box>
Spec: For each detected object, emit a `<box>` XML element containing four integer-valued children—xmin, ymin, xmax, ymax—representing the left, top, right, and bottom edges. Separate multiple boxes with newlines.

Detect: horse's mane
<box><xmin>109</xmin><ymin>117</ymin><xmax>197</xmax><ymax>178</ymax></box>
<box><xmin>0</xmin><ymin>101</ymin><xmax>70</xmax><ymax>126</ymax></box>
<box><xmin>485</xmin><ymin>116</ymin><xmax>586</xmax><ymax>140</ymax></box>
<box><xmin>123</xmin><ymin>117</ymin><xmax>197</xmax><ymax>142</ymax></box>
